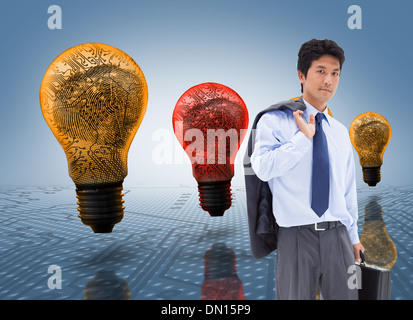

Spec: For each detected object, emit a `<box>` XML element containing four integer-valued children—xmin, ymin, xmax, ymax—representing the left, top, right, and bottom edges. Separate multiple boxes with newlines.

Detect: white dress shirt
<box><xmin>251</xmin><ymin>99</ymin><xmax>359</xmax><ymax>244</ymax></box>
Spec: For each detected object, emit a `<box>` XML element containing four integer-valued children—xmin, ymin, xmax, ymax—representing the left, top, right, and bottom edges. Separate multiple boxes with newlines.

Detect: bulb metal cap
<box><xmin>362</xmin><ymin>167</ymin><xmax>381</xmax><ymax>187</ymax></box>
<box><xmin>198</xmin><ymin>181</ymin><xmax>232</xmax><ymax>216</ymax></box>
<box><xmin>76</xmin><ymin>183</ymin><xmax>125</xmax><ymax>233</ymax></box>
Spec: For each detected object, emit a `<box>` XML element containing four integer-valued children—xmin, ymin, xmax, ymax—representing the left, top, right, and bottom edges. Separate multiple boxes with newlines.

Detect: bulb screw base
<box><xmin>76</xmin><ymin>183</ymin><xmax>125</xmax><ymax>233</ymax></box>
<box><xmin>198</xmin><ymin>181</ymin><xmax>232</xmax><ymax>216</ymax></box>
<box><xmin>362</xmin><ymin>167</ymin><xmax>381</xmax><ymax>187</ymax></box>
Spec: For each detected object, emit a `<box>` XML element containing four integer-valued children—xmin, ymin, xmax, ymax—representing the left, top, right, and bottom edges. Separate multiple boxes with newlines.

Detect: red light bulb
<box><xmin>172</xmin><ymin>83</ymin><xmax>249</xmax><ymax>216</ymax></box>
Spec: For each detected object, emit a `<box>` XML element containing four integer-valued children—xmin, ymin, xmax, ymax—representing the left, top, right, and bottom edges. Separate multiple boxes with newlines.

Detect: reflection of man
<box><xmin>250</xmin><ymin>39</ymin><xmax>364</xmax><ymax>299</ymax></box>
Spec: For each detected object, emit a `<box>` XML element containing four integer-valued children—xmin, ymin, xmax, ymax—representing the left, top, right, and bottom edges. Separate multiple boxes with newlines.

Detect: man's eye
<box><xmin>318</xmin><ymin>70</ymin><xmax>325</xmax><ymax>74</ymax></box>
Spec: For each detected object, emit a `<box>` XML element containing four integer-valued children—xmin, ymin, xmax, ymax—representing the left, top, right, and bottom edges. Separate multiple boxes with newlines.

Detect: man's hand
<box><xmin>353</xmin><ymin>242</ymin><xmax>365</xmax><ymax>263</ymax></box>
<box><xmin>293</xmin><ymin>110</ymin><xmax>315</xmax><ymax>140</ymax></box>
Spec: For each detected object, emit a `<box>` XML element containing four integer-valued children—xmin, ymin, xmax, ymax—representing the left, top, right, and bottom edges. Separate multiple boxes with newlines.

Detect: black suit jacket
<box><xmin>243</xmin><ymin>97</ymin><xmax>306</xmax><ymax>259</ymax></box>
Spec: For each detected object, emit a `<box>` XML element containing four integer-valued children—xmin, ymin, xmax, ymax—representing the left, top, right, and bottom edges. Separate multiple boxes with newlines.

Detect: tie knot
<box><xmin>315</xmin><ymin>113</ymin><xmax>325</xmax><ymax>129</ymax></box>
<box><xmin>315</xmin><ymin>112</ymin><xmax>325</xmax><ymax>123</ymax></box>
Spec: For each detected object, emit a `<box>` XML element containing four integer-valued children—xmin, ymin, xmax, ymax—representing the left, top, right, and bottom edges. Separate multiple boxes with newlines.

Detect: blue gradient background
<box><xmin>0</xmin><ymin>0</ymin><xmax>412</xmax><ymax>188</ymax></box>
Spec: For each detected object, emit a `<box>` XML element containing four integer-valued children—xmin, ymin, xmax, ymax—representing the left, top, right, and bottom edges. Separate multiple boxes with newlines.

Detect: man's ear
<box><xmin>298</xmin><ymin>70</ymin><xmax>306</xmax><ymax>85</ymax></box>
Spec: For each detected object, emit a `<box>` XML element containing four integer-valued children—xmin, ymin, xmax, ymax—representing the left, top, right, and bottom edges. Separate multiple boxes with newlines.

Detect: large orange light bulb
<box><xmin>40</xmin><ymin>43</ymin><xmax>148</xmax><ymax>232</ymax></box>
<box><xmin>349</xmin><ymin>112</ymin><xmax>391</xmax><ymax>186</ymax></box>
<box><xmin>172</xmin><ymin>82</ymin><xmax>249</xmax><ymax>216</ymax></box>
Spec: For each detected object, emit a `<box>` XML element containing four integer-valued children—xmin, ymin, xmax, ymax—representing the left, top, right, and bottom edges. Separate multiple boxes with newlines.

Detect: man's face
<box><xmin>298</xmin><ymin>54</ymin><xmax>341</xmax><ymax>110</ymax></box>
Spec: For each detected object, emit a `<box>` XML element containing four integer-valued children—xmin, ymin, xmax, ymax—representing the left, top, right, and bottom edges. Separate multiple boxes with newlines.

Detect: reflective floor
<box><xmin>0</xmin><ymin>184</ymin><xmax>411</xmax><ymax>300</ymax></box>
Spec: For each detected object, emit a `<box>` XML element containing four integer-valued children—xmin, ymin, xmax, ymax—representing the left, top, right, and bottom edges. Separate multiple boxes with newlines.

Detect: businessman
<box><xmin>250</xmin><ymin>39</ymin><xmax>364</xmax><ymax>299</ymax></box>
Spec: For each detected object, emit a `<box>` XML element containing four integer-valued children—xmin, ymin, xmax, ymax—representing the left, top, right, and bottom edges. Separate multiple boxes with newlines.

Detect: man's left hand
<box><xmin>353</xmin><ymin>242</ymin><xmax>365</xmax><ymax>262</ymax></box>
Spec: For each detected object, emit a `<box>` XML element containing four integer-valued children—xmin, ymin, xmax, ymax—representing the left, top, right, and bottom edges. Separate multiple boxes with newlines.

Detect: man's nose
<box><xmin>323</xmin><ymin>74</ymin><xmax>332</xmax><ymax>86</ymax></box>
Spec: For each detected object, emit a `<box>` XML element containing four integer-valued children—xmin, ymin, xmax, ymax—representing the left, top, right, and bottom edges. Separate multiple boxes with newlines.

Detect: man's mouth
<box><xmin>320</xmin><ymin>88</ymin><xmax>332</xmax><ymax>92</ymax></box>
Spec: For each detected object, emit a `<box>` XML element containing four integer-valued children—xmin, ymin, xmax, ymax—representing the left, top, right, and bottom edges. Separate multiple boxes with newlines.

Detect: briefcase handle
<box><xmin>360</xmin><ymin>250</ymin><xmax>365</xmax><ymax>264</ymax></box>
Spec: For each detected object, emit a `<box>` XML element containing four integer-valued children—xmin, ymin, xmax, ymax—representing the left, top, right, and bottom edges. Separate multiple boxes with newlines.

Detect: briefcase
<box><xmin>356</xmin><ymin>252</ymin><xmax>391</xmax><ymax>300</ymax></box>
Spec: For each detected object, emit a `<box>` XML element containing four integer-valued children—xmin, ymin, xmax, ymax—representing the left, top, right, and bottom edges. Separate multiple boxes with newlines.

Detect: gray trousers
<box><xmin>276</xmin><ymin>224</ymin><xmax>358</xmax><ymax>300</ymax></box>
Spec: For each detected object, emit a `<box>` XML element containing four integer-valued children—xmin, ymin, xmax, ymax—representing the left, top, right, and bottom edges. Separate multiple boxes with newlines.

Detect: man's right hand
<box><xmin>293</xmin><ymin>110</ymin><xmax>315</xmax><ymax>140</ymax></box>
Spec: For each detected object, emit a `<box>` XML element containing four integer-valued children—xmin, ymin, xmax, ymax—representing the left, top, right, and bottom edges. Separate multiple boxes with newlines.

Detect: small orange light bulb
<box><xmin>349</xmin><ymin>112</ymin><xmax>391</xmax><ymax>186</ymax></box>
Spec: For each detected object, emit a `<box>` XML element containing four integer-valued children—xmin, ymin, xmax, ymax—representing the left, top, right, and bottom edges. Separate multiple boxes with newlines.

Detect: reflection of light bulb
<box><xmin>360</xmin><ymin>196</ymin><xmax>397</xmax><ymax>270</ymax></box>
<box><xmin>349</xmin><ymin>112</ymin><xmax>391</xmax><ymax>186</ymax></box>
<box><xmin>40</xmin><ymin>43</ymin><xmax>148</xmax><ymax>232</ymax></box>
<box><xmin>84</xmin><ymin>270</ymin><xmax>131</xmax><ymax>300</ymax></box>
<box><xmin>172</xmin><ymin>83</ymin><xmax>249</xmax><ymax>216</ymax></box>
<box><xmin>201</xmin><ymin>243</ymin><xmax>245</xmax><ymax>300</ymax></box>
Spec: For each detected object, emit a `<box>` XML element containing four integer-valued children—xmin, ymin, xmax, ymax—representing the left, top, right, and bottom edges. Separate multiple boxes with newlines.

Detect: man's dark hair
<box><xmin>297</xmin><ymin>39</ymin><xmax>345</xmax><ymax>92</ymax></box>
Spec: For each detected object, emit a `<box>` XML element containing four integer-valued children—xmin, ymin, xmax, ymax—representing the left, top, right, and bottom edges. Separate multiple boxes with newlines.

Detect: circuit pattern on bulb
<box><xmin>40</xmin><ymin>43</ymin><xmax>147</xmax><ymax>187</ymax></box>
<box><xmin>173</xmin><ymin>83</ymin><xmax>249</xmax><ymax>183</ymax></box>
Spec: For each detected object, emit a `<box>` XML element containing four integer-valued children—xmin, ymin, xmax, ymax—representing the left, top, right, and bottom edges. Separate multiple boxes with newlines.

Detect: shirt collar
<box><xmin>302</xmin><ymin>98</ymin><xmax>331</xmax><ymax>126</ymax></box>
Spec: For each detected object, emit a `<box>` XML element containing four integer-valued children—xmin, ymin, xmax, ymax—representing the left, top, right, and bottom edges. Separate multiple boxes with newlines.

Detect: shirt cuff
<box><xmin>347</xmin><ymin>226</ymin><xmax>360</xmax><ymax>245</ymax></box>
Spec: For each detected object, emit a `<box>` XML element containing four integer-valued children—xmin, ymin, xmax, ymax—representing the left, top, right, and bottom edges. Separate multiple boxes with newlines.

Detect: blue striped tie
<box><xmin>311</xmin><ymin>113</ymin><xmax>330</xmax><ymax>217</ymax></box>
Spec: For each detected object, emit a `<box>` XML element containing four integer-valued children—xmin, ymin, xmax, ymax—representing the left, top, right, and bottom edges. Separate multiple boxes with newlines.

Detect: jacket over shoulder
<box><xmin>243</xmin><ymin>96</ymin><xmax>306</xmax><ymax>259</ymax></box>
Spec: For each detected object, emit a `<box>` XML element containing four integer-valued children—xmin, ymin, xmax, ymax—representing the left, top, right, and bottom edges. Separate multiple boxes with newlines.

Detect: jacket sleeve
<box><xmin>250</xmin><ymin>111</ymin><xmax>311</xmax><ymax>181</ymax></box>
